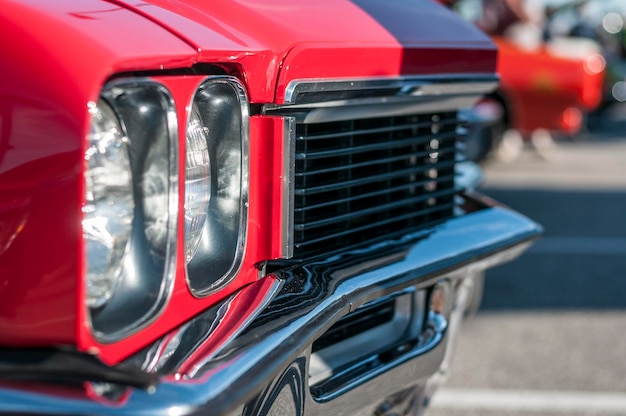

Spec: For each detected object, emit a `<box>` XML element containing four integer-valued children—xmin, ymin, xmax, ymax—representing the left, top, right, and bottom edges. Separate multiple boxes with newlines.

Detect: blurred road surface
<box><xmin>428</xmin><ymin>104</ymin><xmax>626</xmax><ymax>416</ymax></box>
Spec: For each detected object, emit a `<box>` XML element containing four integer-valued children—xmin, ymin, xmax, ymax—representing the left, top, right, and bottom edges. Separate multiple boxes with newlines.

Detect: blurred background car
<box><xmin>451</xmin><ymin>0</ymin><xmax>607</xmax><ymax>163</ymax></box>
<box><xmin>544</xmin><ymin>0</ymin><xmax>626</xmax><ymax>107</ymax></box>
<box><xmin>432</xmin><ymin>2</ymin><xmax>626</xmax><ymax>415</ymax></box>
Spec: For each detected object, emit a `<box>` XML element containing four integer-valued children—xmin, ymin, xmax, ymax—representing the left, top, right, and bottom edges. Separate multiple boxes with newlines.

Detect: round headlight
<box><xmin>184</xmin><ymin>103</ymin><xmax>211</xmax><ymax>263</ymax></box>
<box><xmin>83</xmin><ymin>100</ymin><xmax>134</xmax><ymax>308</ymax></box>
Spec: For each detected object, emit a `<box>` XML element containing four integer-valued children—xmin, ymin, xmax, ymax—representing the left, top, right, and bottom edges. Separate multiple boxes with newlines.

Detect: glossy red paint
<box><xmin>117</xmin><ymin>0</ymin><xmax>496</xmax><ymax>103</ymax></box>
<box><xmin>176</xmin><ymin>276</ymin><xmax>279</xmax><ymax>377</ymax></box>
<box><xmin>0</xmin><ymin>0</ymin><xmax>195</xmax><ymax>347</ymax></box>
<box><xmin>249</xmin><ymin>116</ymin><xmax>288</xmax><ymax>260</ymax></box>
<box><xmin>1</xmin><ymin>0</ymin><xmax>498</xmax><ymax>365</ymax></box>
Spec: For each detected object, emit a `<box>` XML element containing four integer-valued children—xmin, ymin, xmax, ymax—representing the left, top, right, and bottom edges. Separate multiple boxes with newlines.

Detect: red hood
<box><xmin>114</xmin><ymin>0</ymin><xmax>497</xmax><ymax>102</ymax></box>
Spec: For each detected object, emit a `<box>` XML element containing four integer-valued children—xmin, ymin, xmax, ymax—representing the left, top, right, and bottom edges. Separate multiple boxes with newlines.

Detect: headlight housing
<box><xmin>184</xmin><ymin>77</ymin><xmax>249</xmax><ymax>296</ymax></box>
<box><xmin>83</xmin><ymin>80</ymin><xmax>178</xmax><ymax>341</ymax></box>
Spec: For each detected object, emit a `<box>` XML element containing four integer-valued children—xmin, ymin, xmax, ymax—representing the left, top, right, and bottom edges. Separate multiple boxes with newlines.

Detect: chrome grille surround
<box><xmin>266</xmin><ymin>75</ymin><xmax>498</xmax><ymax>260</ymax></box>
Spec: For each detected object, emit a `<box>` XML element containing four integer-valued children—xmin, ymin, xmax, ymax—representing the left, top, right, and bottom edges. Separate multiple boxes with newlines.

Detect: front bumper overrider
<box><xmin>0</xmin><ymin>192</ymin><xmax>541</xmax><ymax>416</ymax></box>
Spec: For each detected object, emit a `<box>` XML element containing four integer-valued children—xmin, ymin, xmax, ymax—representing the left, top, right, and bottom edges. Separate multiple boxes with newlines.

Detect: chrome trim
<box><xmin>272</xmin><ymin>74</ymin><xmax>499</xmax><ymax>123</ymax></box>
<box><xmin>89</xmin><ymin>79</ymin><xmax>179</xmax><ymax>343</ymax></box>
<box><xmin>281</xmin><ymin>118</ymin><xmax>296</xmax><ymax>259</ymax></box>
<box><xmin>308</xmin><ymin>290</ymin><xmax>423</xmax><ymax>386</ymax></box>
<box><xmin>185</xmin><ymin>76</ymin><xmax>250</xmax><ymax>297</ymax></box>
<box><xmin>313</xmin><ymin>308</ymin><xmax>449</xmax><ymax>404</ymax></box>
<box><xmin>455</xmin><ymin>160</ymin><xmax>484</xmax><ymax>192</ymax></box>
<box><xmin>281</xmin><ymin>74</ymin><xmax>498</xmax><ymax>106</ymax></box>
<box><xmin>130</xmin><ymin>277</ymin><xmax>283</xmax><ymax>377</ymax></box>
<box><xmin>266</xmin><ymin>75</ymin><xmax>499</xmax><ymax>124</ymax></box>
<box><xmin>295</xmin><ymin>97</ymin><xmax>480</xmax><ymax>124</ymax></box>
<box><xmin>0</xmin><ymin>193</ymin><xmax>541</xmax><ymax>415</ymax></box>
<box><xmin>422</xmin><ymin>274</ymin><xmax>475</xmax><ymax>407</ymax></box>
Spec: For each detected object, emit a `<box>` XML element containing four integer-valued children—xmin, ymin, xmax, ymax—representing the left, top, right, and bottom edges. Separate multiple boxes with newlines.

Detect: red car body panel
<box><xmin>116</xmin><ymin>0</ymin><xmax>497</xmax><ymax>103</ymax></box>
<box><xmin>0</xmin><ymin>0</ymin><xmax>196</xmax><ymax>349</ymax></box>
<box><xmin>0</xmin><ymin>0</ymin><xmax>497</xmax><ymax>365</ymax></box>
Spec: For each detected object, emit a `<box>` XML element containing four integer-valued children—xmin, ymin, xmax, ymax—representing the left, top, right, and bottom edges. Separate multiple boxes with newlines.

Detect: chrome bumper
<box><xmin>0</xmin><ymin>193</ymin><xmax>541</xmax><ymax>416</ymax></box>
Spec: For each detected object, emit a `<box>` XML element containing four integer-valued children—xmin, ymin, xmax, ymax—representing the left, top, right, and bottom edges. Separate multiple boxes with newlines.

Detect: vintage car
<box><xmin>543</xmin><ymin>0</ymin><xmax>626</xmax><ymax>107</ymax></box>
<box><xmin>0</xmin><ymin>0</ymin><xmax>541</xmax><ymax>415</ymax></box>
<box><xmin>493</xmin><ymin>36</ymin><xmax>605</xmax><ymax>136</ymax></box>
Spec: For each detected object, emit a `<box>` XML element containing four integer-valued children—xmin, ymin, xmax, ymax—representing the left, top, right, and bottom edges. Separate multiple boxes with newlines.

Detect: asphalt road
<box><xmin>428</xmin><ymin>104</ymin><xmax>626</xmax><ymax>416</ymax></box>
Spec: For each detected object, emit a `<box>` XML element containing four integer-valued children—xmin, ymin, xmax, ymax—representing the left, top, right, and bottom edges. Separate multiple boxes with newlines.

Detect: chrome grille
<box><xmin>266</xmin><ymin>75</ymin><xmax>498</xmax><ymax>260</ymax></box>
<box><xmin>293</xmin><ymin>111</ymin><xmax>460</xmax><ymax>259</ymax></box>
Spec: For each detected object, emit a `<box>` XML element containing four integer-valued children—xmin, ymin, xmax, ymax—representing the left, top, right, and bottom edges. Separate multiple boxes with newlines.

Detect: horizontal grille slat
<box><xmin>291</xmin><ymin>111</ymin><xmax>461</xmax><ymax>259</ymax></box>
<box><xmin>295</xmin><ymin>188</ymin><xmax>458</xmax><ymax>231</ymax></box>
<box><xmin>294</xmin><ymin>160</ymin><xmax>455</xmax><ymax>196</ymax></box>
<box><xmin>300</xmin><ymin>116</ymin><xmax>459</xmax><ymax>141</ymax></box>
<box><xmin>294</xmin><ymin>174</ymin><xmax>456</xmax><ymax>212</ymax></box>
<box><xmin>294</xmin><ymin>145</ymin><xmax>456</xmax><ymax>178</ymax></box>
<box><xmin>295</xmin><ymin>204</ymin><xmax>455</xmax><ymax>250</ymax></box>
<box><xmin>295</xmin><ymin>130</ymin><xmax>456</xmax><ymax>160</ymax></box>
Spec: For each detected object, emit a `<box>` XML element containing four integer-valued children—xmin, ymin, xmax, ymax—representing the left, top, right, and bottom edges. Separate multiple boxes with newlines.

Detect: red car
<box><xmin>0</xmin><ymin>0</ymin><xmax>540</xmax><ymax>414</ymax></box>
<box><xmin>494</xmin><ymin>35</ymin><xmax>605</xmax><ymax>137</ymax></box>
<box><xmin>449</xmin><ymin>0</ymin><xmax>606</xmax><ymax>161</ymax></box>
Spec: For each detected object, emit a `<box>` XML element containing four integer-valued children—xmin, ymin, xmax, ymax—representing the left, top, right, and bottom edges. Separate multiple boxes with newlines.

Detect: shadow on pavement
<box><xmin>480</xmin><ymin>188</ymin><xmax>626</xmax><ymax>311</ymax></box>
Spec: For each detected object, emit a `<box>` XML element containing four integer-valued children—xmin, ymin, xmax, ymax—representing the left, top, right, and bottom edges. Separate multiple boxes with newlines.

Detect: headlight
<box><xmin>184</xmin><ymin>103</ymin><xmax>211</xmax><ymax>263</ymax></box>
<box><xmin>184</xmin><ymin>77</ymin><xmax>248</xmax><ymax>295</ymax></box>
<box><xmin>83</xmin><ymin>100</ymin><xmax>134</xmax><ymax>308</ymax></box>
<box><xmin>84</xmin><ymin>80</ymin><xmax>178</xmax><ymax>341</ymax></box>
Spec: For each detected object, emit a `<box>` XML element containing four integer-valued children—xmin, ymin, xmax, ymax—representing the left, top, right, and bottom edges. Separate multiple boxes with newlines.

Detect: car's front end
<box><xmin>0</xmin><ymin>0</ymin><xmax>541</xmax><ymax>414</ymax></box>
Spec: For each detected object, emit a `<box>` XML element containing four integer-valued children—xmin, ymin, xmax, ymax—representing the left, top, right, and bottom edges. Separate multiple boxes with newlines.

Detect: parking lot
<box><xmin>429</xmin><ymin>104</ymin><xmax>626</xmax><ymax>416</ymax></box>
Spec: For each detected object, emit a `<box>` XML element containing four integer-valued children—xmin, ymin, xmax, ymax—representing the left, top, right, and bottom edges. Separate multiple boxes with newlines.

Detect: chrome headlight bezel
<box><xmin>84</xmin><ymin>79</ymin><xmax>179</xmax><ymax>343</ymax></box>
<box><xmin>184</xmin><ymin>76</ymin><xmax>249</xmax><ymax>297</ymax></box>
